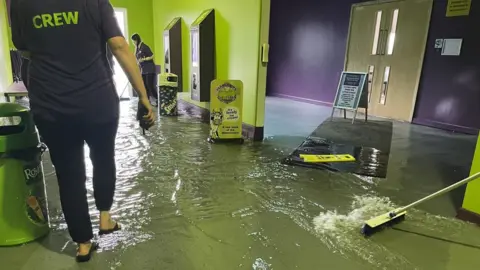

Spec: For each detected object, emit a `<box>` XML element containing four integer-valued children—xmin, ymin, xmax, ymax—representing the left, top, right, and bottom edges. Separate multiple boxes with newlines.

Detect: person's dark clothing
<box><xmin>142</xmin><ymin>74</ymin><xmax>157</xmax><ymax>101</ymax></box>
<box><xmin>10</xmin><ymin>0</ymin><xmax>123</xmax><ymax>244</ymax></box>
<box><xmin>106</xmin><ymin>44</ymin><xmax>115</xmax><ymax>74</ymax></box>
<box><xmin>35</xmin><ymin>118</ymin><xmax>118</xmax><ymax>243</ymax></box>
<box><xmin>11</xmin><ymin>0</ymin><xmax>122</xmax><ymax>123</ymax></box>
<box><xmin>21</xmin><ymin>57</ymin><xmax>30</xmax><ymax>88</ymax></box>
<box><xmin>135</xmin><ymin>42</ymin><xmax>156</xmax><ymax>75</ymax></box>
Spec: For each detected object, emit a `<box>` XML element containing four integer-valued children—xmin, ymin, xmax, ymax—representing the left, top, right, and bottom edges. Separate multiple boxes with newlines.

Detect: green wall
<box><xmin>152</xmin><ymin>0</ymin><xmax>262</xmax><ymax>127</ymax></box>
<box><xmin>0</xmin><ymin>0</ymin><xmax>12</xmax><ymax>90</ymax></box>
<box><xmin>462</xmin><ymin>134</ymin><xmax>480</xmax><ymax>214</ymax></box>
<box><xmin>110</xmin><ymin>0</ymin><xmax>155</xmax><ymax>52</ymax></box>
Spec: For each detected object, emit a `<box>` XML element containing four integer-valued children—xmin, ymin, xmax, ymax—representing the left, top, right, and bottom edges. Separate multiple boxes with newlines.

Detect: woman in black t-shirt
<box><xmin>132</xmin><ymin>33</ymin><xmax>158</xmax><ymax>105</ymax></box>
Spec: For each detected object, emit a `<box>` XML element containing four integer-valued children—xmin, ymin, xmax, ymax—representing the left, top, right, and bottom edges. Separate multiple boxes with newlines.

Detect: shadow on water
<box><xmin>393</xmin><ymin>227</ymin><xmax>480</xmax><ymax>250</ymax></box>
<box><xmin>401</xmin><ymin>123</ymin><xmax>476</xmax><ymax>212</ymax></box>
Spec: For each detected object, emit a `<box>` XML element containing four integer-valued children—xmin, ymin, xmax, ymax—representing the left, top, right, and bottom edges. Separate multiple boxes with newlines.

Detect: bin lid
<box><xmin>0</xmin><ymin>103</ymin><xmax>29</xmax><ymax>117</ymax></box>
<box><xmin>160</xmin><ymin>73</ymin><xmax>178</xmax><ymax>87</ymax></box>
<box><xmin>0</xmin><ymin>103</ymin><xmax>38</xmax><ymax>153</ymax></box>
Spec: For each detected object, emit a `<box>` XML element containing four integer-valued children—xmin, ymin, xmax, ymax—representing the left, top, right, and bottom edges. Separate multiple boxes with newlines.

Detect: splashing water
<box><xmin>313</xmin><ymin>194</ymin><xmax>480</xmax><ymax>269</ymax></box>
<box><xmin>313</xmin><ymin>195</ymin><xmax>416</xmax><ymax>269</ymax></box>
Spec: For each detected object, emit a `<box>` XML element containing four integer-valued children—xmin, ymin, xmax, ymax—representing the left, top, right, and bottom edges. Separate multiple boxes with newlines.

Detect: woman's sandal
<box><xmin>98</xmin><ymin>222</ymin><xmax>121</xmax><ymax>236</ymax></box>
<box><xmin>76</xmin><ymin>242</ymin><xmax>98</xmax><ymax>263</ymax></box>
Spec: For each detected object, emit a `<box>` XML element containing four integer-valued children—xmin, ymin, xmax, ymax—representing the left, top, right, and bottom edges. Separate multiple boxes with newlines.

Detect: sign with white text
<box><xmin>333</xmin><ymin>72</ymin><xmax>367</xmax><ymax>110</ymax></box>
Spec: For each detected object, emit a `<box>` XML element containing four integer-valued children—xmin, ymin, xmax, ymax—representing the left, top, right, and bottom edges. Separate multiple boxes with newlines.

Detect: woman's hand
<box><xmin>141</xmin><ymin>97</ymin><xmax>155</xmax><ymax>124</ymax></box>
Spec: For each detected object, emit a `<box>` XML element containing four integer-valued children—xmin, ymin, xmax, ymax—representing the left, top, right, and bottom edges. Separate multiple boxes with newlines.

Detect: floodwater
<box><xmin>2</xmin><ymin>100</ymin><xmax>480</xmax><ymax>270</ymax></box>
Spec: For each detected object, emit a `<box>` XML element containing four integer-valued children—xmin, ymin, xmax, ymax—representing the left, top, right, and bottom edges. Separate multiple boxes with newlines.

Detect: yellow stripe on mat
<box><xmin>299</xmin><ymin>154</ymin><xmax>356</xmax><ymax>163</ymax></box>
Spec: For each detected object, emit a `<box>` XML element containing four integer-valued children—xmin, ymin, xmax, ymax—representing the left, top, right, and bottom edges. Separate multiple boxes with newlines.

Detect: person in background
<box><xmin>10</xmin><ymin>0</ymin><xmax>154</xmax><ymax>262</ymax></box>
<box><xmin>131</xmin><ymin>33</ymin><xmax>158</xmax><ymax>105</ymax></box>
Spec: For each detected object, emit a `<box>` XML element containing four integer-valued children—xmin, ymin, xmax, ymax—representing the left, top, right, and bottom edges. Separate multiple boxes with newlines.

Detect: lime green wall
<box><xmin>0</xmin><ymin>0</ymin><xmax>12</xmax><ymax>90</ymax></box>
<box><xmin>462</xmin><ymin>134</ymin><xmax>480</xmax><ymax>214</ymax></box>
<box><xmin>152</xmin><ymin>0</ymin><xmax>262</xmax><ymax>127</ymax></box>
<box><xmin>110</xmin><ymin>0</ymin><xmax>154</xmax><ymax>52</ymax></box>
<box><xmin>6</xmin><ymin>21</ymin><xmax>13</xmax><ymax>49</ymax></box>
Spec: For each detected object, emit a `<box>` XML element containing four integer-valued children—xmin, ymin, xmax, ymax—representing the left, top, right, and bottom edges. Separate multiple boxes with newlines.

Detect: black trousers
<box><xmin>142</xmin><ymin>73</ymin><xmax>157</xmax><ymax>100</ymax></box>
<box><xmin>35</xmin><ymin>118</ymin><xmax>119</xmax><ymax>243</ymax></box>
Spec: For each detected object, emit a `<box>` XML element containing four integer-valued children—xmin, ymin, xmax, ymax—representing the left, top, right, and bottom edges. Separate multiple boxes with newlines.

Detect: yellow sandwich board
<box><xmin>300</xmin><ymin>154</ymin><xmax>356</xmax><ymax>163</ymax></box>
<box><xmin>208</xmin><ymin>80</ymin><xmax>244</xmax><ymax>143</ymax></box>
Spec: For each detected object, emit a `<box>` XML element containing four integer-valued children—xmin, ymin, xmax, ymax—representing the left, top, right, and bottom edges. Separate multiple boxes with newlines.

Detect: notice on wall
<box><xmin>333</xmin><ymin>72</ymin><xmax>367</xmax><ymax>110</ymax></box>
<box><xmin>446</xmin><ymin>0</ymin><xmax>471</xmax><ymax>17</ymax></box>
<box><xmin>441</xmin><ymin>39</ymin><xmax>463</xmax><ymax>56</ymax></box>
<box><xmin>209</xmin><ymin>80</ymin><xmax>243</xmax><ymax>141</ymax></box>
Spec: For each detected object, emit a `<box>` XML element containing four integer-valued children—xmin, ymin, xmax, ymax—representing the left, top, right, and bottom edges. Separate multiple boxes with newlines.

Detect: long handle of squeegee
<box><xmin>390</xmin><ymin>171</ymin><xmax>480</xmax><ymax>217</ymax></box>
<box><xmin>107</xmin><ymin>36</ymin><xmax>155</xmax><ymax>128</ymax></box>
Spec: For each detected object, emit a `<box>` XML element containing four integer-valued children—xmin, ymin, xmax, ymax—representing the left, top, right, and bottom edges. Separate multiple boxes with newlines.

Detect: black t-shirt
<box><xmin>135</xmin><ymin>42</ymin><xmax>156</xmax><ymax>75</ymax></box>
<box><xmin>10</xmin><ymin>0</ymin><xmax>123</xmax><ymax>123</ymax></box>
<box><xmin>106</xmin><ymin>44</ymin><xmax>115</xmax><ymax>73</ymax></box>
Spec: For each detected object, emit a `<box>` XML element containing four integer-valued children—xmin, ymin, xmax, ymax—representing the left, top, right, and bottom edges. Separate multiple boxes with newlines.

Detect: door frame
<box><xmin>114</xmin><ymin>7</ymin><xmax>129</xmax><ymax>42</ymax></box>
<box><xmin>343</xmin><ymin>0</ymin><xmax>433</xmax><ymax>121</ymax></box>
<box><xmin>255</xmin><ymin>0</ymin><xmax>271</xmax><ymax>135</ymax></box>
<box><xmin>113</xmin><ymin>7</ymin><xmax>132</xmax><ymax>99</ymax></box>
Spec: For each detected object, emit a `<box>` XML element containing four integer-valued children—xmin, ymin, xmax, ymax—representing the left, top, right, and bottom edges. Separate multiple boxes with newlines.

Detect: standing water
<box><xmin>1</xmin><ymin>100</ymin><xmax>480</xmax><ymax>270</ymax></box>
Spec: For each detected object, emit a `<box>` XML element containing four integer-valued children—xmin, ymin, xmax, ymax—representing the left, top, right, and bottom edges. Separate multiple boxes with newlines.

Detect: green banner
<box><xmin>209</xmin><ymin>80</ymin><xmax>243</xmax><ymax>141</ymax></box>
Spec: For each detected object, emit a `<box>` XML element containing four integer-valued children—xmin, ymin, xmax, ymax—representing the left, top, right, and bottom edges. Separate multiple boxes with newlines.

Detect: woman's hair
<box><xmin>131</xmin><ymin>33</ymin><xmax>141</xmax><ymax>43</ymax></box>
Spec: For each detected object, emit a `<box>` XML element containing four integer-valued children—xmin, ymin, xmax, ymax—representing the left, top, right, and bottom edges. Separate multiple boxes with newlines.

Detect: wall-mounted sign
<box><xmin>435</xmin><ymin>39</ymin><xmax>444</xmax><ymax>49</ymax></box>
<box><xmin>446</xmin><ymin>0</ymin><xmax>471</xmax><ymax>17</ymax></box>
<box><xmin>441</xmin><ymin>38</ymin><xmax>463</xmax><ymax>56</ymax></box>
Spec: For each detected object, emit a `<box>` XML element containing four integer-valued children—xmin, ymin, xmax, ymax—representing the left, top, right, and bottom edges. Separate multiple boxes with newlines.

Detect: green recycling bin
<box><xmin>158</xmin><ymin>73</ymin><xmax>178</xmax><ymax>116</ymax></box>
<box><xmin>0</xmin><ymin>103</ymin><xmax>49</xmax><ymax>246</ymax></box>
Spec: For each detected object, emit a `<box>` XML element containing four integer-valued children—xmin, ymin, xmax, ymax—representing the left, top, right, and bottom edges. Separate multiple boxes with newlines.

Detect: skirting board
<box><xmin>456</xmin><ymin>208</ymin><xmax>480</xmax><ymax>225</ymax></box>
<box><xmin>412</xmin><ymin>118</ymin><xmax>478</xmax><ymax>135</ymax></box>
<box><xmin>177</xmin><ymin>99</ymin><xmax>264</xmax><ymax>141</ymax></box>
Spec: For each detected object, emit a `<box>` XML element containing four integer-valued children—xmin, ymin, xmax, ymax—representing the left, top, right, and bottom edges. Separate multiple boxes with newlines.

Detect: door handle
<box><xmin>261</xmin><ymin>43</ymin><xmax>270</xmax><ymax>64</ymax></box>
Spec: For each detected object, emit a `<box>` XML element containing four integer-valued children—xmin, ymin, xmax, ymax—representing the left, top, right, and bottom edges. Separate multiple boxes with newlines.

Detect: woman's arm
<box><xmin>139</xmin><ymin>55</ymin><xmax>154</xmax><ymax>62</ymax></box>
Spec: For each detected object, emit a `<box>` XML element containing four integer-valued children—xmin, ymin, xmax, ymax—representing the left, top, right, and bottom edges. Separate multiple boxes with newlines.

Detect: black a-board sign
<box><xmin>330</xmin><ymin>72</ymin><xmax>369</xmax><ymax>124</ymax></box>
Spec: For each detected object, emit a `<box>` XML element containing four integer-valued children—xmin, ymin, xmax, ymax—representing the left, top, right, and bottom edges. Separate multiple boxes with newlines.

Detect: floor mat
<box><xmin>283</xmin><ymin>118</ymin><xmax>392</xmax><ymax>178</ymax></box>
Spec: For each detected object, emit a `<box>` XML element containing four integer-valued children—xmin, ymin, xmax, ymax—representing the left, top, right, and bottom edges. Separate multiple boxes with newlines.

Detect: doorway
<box><xmin>345</xmin><ymin>0</ymin><xmax>433</xmax><ymax>121</ymax></box>
<box><xmin>113</xmin><ymin>8</ymin><xmax>131</xmax><ymax>99</ymax></box>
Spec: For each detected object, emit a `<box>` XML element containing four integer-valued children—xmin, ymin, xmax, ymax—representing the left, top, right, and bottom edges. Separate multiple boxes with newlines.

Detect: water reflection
<box><xmin>21</xmin><ymin>100</ymin><xmax>479</xmax><ymax>270</ymax></box>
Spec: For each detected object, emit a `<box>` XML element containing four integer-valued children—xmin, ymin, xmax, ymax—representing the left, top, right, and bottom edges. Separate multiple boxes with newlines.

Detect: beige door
<box><xmin>345</xmin><ymin>0</ymin><xmax>433</xmax><ymax>122</ymax></box>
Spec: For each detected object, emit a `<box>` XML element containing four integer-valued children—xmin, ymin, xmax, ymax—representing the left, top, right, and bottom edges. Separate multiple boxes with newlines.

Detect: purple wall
<box><xmin>267</xmin><ymin>0</ymin><xmax>480</xmax><ymax>133</ymax></box>
<box><xmin>267</xmin><ymin>0</ymin><xmax>361</xmax><ymax>105</ymax></box>
<box><xmin>413</xmin><ymin>1</ymin><xmax>480</xmax><ymax>134</ymax></box>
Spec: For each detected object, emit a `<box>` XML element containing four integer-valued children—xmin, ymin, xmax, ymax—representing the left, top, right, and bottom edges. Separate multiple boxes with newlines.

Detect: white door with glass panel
<box><xmin>345</xmin><ymin>0</ymin><xmax>433</xmax><ymax>121</ymax></box>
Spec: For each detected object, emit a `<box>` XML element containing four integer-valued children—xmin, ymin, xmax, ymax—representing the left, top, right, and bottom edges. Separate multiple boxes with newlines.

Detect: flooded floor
<box><xmin>1</xmin><ymin>97</ymin><xmax>480</xmax><ymax>269</ymax></box>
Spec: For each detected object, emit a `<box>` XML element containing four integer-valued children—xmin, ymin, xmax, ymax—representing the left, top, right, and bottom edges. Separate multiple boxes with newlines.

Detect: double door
<box><xmin>345</xmin><ymin>0</ymin><xmax>433</xmax><ymax>121</ymax></box>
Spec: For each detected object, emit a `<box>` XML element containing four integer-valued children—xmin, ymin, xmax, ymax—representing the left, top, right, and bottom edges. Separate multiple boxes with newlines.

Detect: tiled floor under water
<box><xmin>1</xmin><ymin>97</ymin><xmax>480</xmax><ymax>269</ymax></box>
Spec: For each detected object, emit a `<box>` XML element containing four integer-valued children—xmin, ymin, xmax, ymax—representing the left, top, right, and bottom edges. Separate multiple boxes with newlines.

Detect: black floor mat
<box><xmin>283</xmin><ymin>118</ymin><xmax>393</xmax><ymax>178</ymax></box>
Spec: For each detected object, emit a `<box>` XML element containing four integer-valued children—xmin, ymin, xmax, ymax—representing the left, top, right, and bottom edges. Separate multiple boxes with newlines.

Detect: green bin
<box><xmin>0</xmin><ymin>103</ymin><xmax>49</xmax><ymax>246</ymax></box>
<box><xmin>158</xmin><ymin>73</ymin><xmax>178</xmax><ymax>116</ymax></box>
